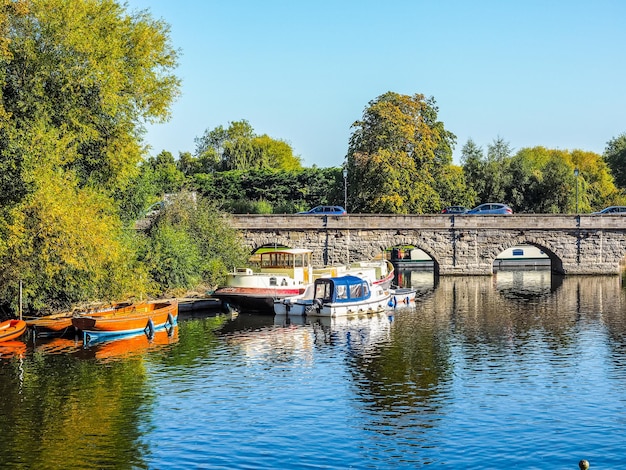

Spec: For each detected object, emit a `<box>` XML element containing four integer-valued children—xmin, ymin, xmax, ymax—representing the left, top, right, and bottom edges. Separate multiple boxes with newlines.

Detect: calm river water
<box><xmin>1</xmin><ymin>270</ymin><xmax>625</xmax><ymax>469</ymax></box>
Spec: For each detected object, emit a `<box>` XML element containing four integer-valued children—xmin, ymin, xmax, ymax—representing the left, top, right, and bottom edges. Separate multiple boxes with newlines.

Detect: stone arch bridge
<box><xmin>228</xmin><ymin>214</ymin><xmax>626</xmax><ymax>275</ymax></box>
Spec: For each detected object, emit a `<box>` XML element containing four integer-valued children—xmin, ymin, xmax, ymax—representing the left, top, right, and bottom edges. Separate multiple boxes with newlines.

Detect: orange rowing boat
<box><xmin>72</xmin><ymin>300</ymin><xmax>178</xmax><ymax>343</ymax></box>
<box><xmin>25</xmin><ymin>302</ymin><xmax>133</xmax><ymax>337</ymax></box>
<box><xmin>0</xmin><ymin>319</ymin><xmax>27</xmax><ymax>342</ymax></box>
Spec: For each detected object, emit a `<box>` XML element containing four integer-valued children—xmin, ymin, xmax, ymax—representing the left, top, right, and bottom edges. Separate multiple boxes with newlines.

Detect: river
<box><xmin>0</xmin><ymin>270</ymin><xmax>624</xmax><ymax>469</ymax></box>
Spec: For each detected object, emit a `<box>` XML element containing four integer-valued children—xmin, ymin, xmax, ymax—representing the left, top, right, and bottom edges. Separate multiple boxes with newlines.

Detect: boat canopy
<box><xmin>314</xmin><ymin>275</ymin><xmax>371</xmax><ymax>303</ymax></box>
<box><xmin>260</xmin><ymin>249</ymin><xmax>312</xmax><ymax>269</ymax></box>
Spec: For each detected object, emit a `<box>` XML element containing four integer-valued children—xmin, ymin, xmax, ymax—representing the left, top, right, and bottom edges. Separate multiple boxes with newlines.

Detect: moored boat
<box><xmin>213</xmin><ymin>248</ymin><xmax>315</xmax><ymax>313</ymax></box>
<box><xmin>25</xmin><ymin>302</ymin><xmax>133</xmax><ymax>337</ymax></box>
<box><xmin>388</xmin><ymin>287</ymin><xmax>417</xmax><ymax>307</ymax></box>
<box><xmin>275</xmin><ymin>275</ymin><xmax>391</xmax><ymax>317</ymax></box>
<box><xmin>72</xmin><ymin>300</ymin><xmax>178</xmax><ymax>343</ymax></box>
<box><xmin>0</xmin><ymin>319</ymin><xmax>27</xmax><ymax>342</ymax></box>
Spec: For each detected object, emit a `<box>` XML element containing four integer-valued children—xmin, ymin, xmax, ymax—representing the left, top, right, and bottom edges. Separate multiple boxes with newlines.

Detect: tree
<box><xmin>467</xmin><ymin>143</ymin><xmax>625</xmax><ymax>214</ymax></box>
<box><xmin>484</xmin><ymin>137</ymin><xmax>513</xmax><ymax>203</ymax></box>
<box><xmin>148</xmin><ymin>150</ymin><xmax>186</xmax><ymax>195</ymax></box>
<box><xmin>195</xmin><ymin>120</ymin><xmax>302</xmax><ymax>172</ymax></box>
<box><xmin>462</xmin><ymin>137</ymin><xmax>513</xmax><ymax>206</ymax></box>
<box><xmin>176</xmin><ymin>151</ymin><xmax>200</xmax><ymax>176</ymax></box>
<box><xmin>433</xmin><ymin>164</ymin><xmax>475</xmax><ymax>209</ymax></box>
<box><xmin>571</xmin><ymin>148</ymin><xmax>625</xmax><ymax>211</ymax></box>
<box><xmin>604</xmin><ymin>133</ymin><xmax>626</xmax><ymax>188</ymax></box>
<box><xmin>141</xmin><ymin>192</ymin><xmax>249</xmax><ymax>293</ymax></box>
<box><xmin>346</xmin><ymin>92</ymin><xmax>457</xmax><ymax>213</ymax></box>
<box><xmin>460</xmin><ymin>139</ymin><xmax>486</xmax><ymax>204</ymax></box>
<box><xmin>0</xmin><ymin>0</ymin><xmax>180</xmax><ymax>312</ymax></box>
<box><xmin>2</xmin><ymin>0</ymin><xmax>180</xmax><ymax>195</ymax></box>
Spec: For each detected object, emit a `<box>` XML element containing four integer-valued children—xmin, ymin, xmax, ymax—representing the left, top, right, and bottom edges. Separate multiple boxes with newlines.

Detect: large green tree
<box><xmin>346</xmin><ymin>92</ymin><xmax>460</xmax><ymax>213</ymax></box>
<box><xmin>194</xmin><ymin>120</ymin><xmax>302</xmax><ymax>172</ymax></box>
<box><xmin>0</xmin><ymin>0</ymin><xmax>180</xmax><ymax>312</ymax></box>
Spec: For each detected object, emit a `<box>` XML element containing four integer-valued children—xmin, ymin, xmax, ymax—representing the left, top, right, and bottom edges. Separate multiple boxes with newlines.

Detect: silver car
<box><xmin>467</xmin><ymin>203</ymin><xmax>513</xmax><ymax>215</ymax></box>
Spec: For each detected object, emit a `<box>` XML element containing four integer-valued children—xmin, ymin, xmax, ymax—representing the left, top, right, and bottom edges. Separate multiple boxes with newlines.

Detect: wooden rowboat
<box><xmin>25</xmin><ymin>302</ymin><xmax>133</xmax><ymax>337</ymax></box>
<box><xmin>0</xmin><ymin>319</ymin><xmax>27</xmax><ymax>342</ymax></box>
<box><xmin>72</xmin><ymin>300</ymin><xmax>178</xmax><ymax>343</ymax></box>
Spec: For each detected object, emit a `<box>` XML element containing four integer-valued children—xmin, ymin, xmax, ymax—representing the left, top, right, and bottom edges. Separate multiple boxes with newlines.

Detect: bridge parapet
<box><xmin>229</xmin><ymin>214</ymin><xmax>626</xmax><ymax>230</ymax></box>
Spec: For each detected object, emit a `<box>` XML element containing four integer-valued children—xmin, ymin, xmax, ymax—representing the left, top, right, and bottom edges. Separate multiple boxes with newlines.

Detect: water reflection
<box><xmin>1</xmin><ymin>274</ymin><xmax>626</xmax><ymax>468</ymax></box>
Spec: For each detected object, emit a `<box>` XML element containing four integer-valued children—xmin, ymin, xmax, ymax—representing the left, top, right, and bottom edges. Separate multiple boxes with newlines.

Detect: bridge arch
<box><xmin>486</xmin><ymin>238</ymin><xmax>565</xmax><ymax>274</ymax></box>
<box><xmin>384</xmin><ymin>241</ymin><xmax>440</xmax><ymax>275</ymax></box>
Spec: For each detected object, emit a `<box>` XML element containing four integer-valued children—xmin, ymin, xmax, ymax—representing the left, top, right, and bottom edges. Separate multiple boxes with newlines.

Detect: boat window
<box><xmin>336</xmin><ymin>285</ymin><xmax>347</xmax><ymax>299</ymax></box>
<box><xmin>349</xmin><ymin>283</ymin><xmax>363</xmax><ymax>298</ymax></box>
<box><xmin>314</xmin><ymin>281</ymin><xmax>333</xmax><ymax>302</ymax></box>
<box><xmin>512</xmin><ymin>249</ymin><xmax>524</xmax><ymax>256</ymax></box>
<box><xmin>261</xmin><ymin>252</ymin><xmax>295</xmax><ymax>268</ymax></box>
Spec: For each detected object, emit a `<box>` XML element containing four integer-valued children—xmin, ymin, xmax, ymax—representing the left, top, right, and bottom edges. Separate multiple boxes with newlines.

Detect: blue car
<box><xmin>298</xmin><ymin>205</ymin><xmax>347</xmax><ymax>215</ymax></box>
<box><xmin>593</xmin><ymin>206</ymin><xmax>626</xmax><ymax>214</ymax></box>
<box><xmin>467</xmin><ymin>203</ymin><xmax>513</xmax><ymax>215</ymax></box>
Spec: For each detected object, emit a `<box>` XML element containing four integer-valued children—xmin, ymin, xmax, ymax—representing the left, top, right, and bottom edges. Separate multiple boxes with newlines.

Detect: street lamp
<box><xmin>574</xmin><ymin>168</ymin><xmax>579</xmax><ymax>213</ymax></box>
<box><xmin>343</xmin><ymin>167</ymin><xmax>348</xmax><ymax>212</ymax></box>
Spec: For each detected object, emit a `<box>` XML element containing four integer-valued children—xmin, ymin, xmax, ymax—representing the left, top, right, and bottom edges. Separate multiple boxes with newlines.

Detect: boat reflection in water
<box><xmin>275</xmin><ymin>312</ymin><xmax>392</xmax><ymax>350</ymax></box>
<box><xmin>222</xmin><ymin>311</ymin><xmax>393</xmax><ymax>364</ymax></box>
<box><xmin>31</xmin><ymin>326</ymin><xmax>179</xmax><ymax>361</ymax></box>
<box><xmin>88</xmin><ymin>326</ymin><xmax>179</xmax><ymax>362</ymax></box>
<box><xmin>0</xmin><ymin>340</ymin><xmax>27</xmax><ymax>358</ymax></box>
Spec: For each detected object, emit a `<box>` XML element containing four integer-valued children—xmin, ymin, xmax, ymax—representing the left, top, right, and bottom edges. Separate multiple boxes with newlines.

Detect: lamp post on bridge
<box><xmin>343</xmin><ymin>167</ymin><xmax>349</xmax><ymax>264</ymax></box>
<box><xmin>574</xmin><ymin>167</ymin><xmax>579</xmax><ymax>213</ymax></box>
<box><xmin>343</xmin><ymin>167</ymin><xmax>348</xmax><ymax>212</ymax></box>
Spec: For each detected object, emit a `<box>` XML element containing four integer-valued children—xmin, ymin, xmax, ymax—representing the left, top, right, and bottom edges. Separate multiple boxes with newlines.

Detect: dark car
<box><xmin>298</xmin><ymin>205</ymin><xmax>347</xmax><ymax>216</ymax></box>
<box><xmin>466</xmin><ymin>203</ymin><xmax>513</xmax><ymax>215</ymax></box>
<box><xmin>593</xmin><ymin>206</ymin><xmax>626</xmax><ymax>214</ymax></box>
<box><xmin>441</xmin><ymin>206</ymin><xmax>468</xmax><ymax>214</ymax></box>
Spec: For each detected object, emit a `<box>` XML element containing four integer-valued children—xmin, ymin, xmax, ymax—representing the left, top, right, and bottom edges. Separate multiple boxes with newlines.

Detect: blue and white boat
<box><xmin>274</xmin><ymin>275</ymin><xmax>390</xmax><ymax>317</ymax></box>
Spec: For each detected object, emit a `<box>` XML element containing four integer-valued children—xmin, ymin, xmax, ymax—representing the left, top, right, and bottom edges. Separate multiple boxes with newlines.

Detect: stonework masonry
<box><xmin>228</xmin><ymin>214</ymin><xmax>626</xmax><ymax>275</ymax></box>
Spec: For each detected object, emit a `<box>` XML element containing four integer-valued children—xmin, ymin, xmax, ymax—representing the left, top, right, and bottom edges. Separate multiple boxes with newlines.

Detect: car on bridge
<box><xmin>593</xmin><ymin>206</ymin><xmax>626</xmax><ymax>214</ymax></box>
<box><xmin>467</xmin><ymin>203</ymin><xmax>513</xmax><ymax>215</ymax></box>
<box><xmin>441</xmin><ymin>206</ymin><xmax>468</xmax><ymax>214</ymax></box>
<box><xmin>298</xmin><ymin>205</ymin><xmax>347</xmax><ymax>216</ymax></box>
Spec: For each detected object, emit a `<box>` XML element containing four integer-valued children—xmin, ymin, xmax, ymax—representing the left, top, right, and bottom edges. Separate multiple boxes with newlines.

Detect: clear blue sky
<box><xmin>126</xmin><ymin>0</ymin><xmax>626</xmax><ymax>168</ymax></box>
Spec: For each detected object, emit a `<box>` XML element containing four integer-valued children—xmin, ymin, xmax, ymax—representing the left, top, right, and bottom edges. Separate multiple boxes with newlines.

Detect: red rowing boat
<box><xmin>0</xmin><ymin>319</ymin><xmax>27</xmax><ymax>342</ymax></box>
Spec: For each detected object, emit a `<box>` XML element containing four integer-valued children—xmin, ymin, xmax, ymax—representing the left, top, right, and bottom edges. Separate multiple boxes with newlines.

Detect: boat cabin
<box><xmin>257</xmin><ymin>248</ymin><xmax>313</xmax><ymax>285</ymax></box>
<box><xmin>314</xmin><ymin>275</ymin><xmax>371</xmax><ymax>303</ymax></box>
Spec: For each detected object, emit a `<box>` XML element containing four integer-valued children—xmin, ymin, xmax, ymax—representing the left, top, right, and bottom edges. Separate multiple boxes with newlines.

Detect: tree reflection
<box><xmin>344</xmin><ymin>273</ymin><xmax>626</xmax><ymax>433</ymax></box>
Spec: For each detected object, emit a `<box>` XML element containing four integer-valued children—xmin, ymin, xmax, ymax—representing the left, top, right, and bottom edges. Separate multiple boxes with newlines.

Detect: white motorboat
<box><xmin>275</xmin><ymin>274</ymin><xmax>391</xmax><ymax>317</ymax></box>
